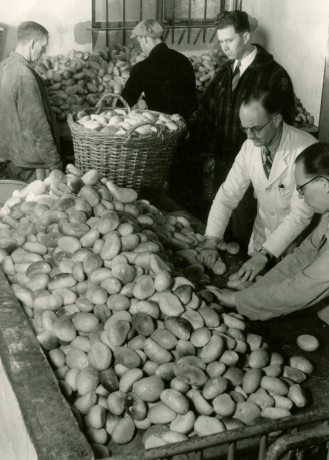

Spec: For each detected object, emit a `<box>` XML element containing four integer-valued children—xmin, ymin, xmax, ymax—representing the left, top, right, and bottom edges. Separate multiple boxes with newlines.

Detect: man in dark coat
<box><xmin>0</xmin><ymin>21</ymin><xmax>62</xmax><ymax>183</ymax></box>
<box><xmin>120</xmin><ymin>19</ymin><xmax>198</xmax><ymax>120</ymax></box>
<box><xmin>188</xmin><ymin>10</ymin><xmax>295</xmax><ymax>245</ymax></box>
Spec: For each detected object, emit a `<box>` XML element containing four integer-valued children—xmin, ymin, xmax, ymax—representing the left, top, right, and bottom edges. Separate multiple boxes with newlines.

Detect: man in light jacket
<box><xmin>209</xmin><ymin>142</ymin><xmax>329</xmax><ymax>324</ymax></box>
<box><xmin>0</xmin><ymin>21</ymin><xmax>62</xmax><ymax>183</ymax></box>
<box><xmin>199</xmin><ymin>87</ymin><xmax>316</xmax><ymax>280</ymax></box>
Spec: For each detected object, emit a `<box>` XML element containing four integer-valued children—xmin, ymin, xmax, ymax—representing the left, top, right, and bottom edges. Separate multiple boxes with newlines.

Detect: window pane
<box><xmin>164</xmin><ymin>0</ymin><xmax>220</xmax><ymax>22</ymax></box>
<box><xmin>95</xmin><ymin>0</ymin><xmax>156</xmax><ymax>23</ymax></box>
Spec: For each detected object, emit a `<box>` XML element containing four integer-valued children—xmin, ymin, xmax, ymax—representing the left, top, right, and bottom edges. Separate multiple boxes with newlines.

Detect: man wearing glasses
<box><xmin>207</xmin><ymin>143</ymin><xmax>329</xmax><ymax>324</ymax></box>
<box><xmin>199</xmin><ymin>87</ymin><xmax>317</xmax><ymax>281</ymax></box>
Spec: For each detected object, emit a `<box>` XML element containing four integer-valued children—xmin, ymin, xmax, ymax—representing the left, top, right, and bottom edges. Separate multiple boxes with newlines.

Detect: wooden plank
<box><xmin>0</xmin><ymin>268</ymin><xmax>93</xmax><ymax>460</ymax></box>
<box><xmin>0</xmin><ymin>355</ymin><xmax>38</xmax><ymax>460</ymax></box>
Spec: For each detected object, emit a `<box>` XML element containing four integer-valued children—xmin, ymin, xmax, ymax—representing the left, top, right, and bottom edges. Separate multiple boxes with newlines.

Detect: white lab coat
<box><xmin>205</xmin><ymin>123</ymin><xmax>317</xmax><ymax>257</ymax></box>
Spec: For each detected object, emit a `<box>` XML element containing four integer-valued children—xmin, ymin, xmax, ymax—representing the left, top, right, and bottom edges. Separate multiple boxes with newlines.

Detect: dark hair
<box><xmin>17</xmin><ymin>21</ymin><xmax>48</xmax><ymax>44</ymax></box>
<box><xmin>241</xmin><ymin>86</ymin><xmax>284</xmax><ymax>115</ymax></box>
<box><xmin>295</xmin><ymin>143</ymin><xmax>329</xmax><ymax>176</ymax></box>
<box><xmin>215</xmin><ymin>10</ymin><xmax>250</xmax><ymax>33</ymax></box>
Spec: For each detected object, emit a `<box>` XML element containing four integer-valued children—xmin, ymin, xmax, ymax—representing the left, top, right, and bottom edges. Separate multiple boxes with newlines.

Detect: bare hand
<box><xmin>198</xmin><ymin>248</ymin><xmax>220</xmax><ymax>269</ymax></box>
<box><xmin>197</xmin><ymin>238</ymin><xmax>221</xmax><ymax>269</ymax></box>
<box><xmin>214</xmin><ymin>289</ymin><xmax>237</xmax><ymax>307</ymax></box>
<box><xmin>231</xmin><ymin>252</ymin><xmax>268</xmax><ymax>282</ymax></box>
<box><xmin>236</xmin><ymin>280</ymin><xmax>254</xmax><ymax>291</ymax></box>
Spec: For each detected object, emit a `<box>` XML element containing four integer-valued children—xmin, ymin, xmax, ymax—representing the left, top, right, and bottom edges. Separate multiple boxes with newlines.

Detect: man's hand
<box><xmin>214</xmin><ymin>289</ymin><xmax>237</xmax><ymax>307</ymax></box>
<box><xmin>198</xmin><ymin>237</ymin><xmax>221</xmax><ymax>269</ymax></box>
<box><xmin>230</xmin><ymin>252</ymin><xmax>268</xmax><ymax>282</ymax></box>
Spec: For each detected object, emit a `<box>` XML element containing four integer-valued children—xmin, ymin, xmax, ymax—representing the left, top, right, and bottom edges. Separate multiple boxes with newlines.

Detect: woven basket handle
<box><xmin>126</xmin><ymin>119</ymin><xmax>159</xmax><ymax>134</ymax></box>
<box><xmin>95</xmin><ymin>93</ymin><xmax>130</xmax><ymax>114</ymax></box>
<box><xmin>123</xmin><ymin>120</ymin><xmax>164</xmax><ymax>146</ymax></box>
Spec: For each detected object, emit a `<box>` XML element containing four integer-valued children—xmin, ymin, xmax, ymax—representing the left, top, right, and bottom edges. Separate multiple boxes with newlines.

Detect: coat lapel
<box><xmin>265</xmin><ymin>123</ymin><xmax>289</xmax><ymax>188</ymax></box>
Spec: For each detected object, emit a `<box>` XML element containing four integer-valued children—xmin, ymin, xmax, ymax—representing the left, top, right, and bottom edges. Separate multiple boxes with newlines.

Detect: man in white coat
<box><xmin>199</xmin><ymin>86</ymin><xmax>317</xmax><ymax>280</ymax></box>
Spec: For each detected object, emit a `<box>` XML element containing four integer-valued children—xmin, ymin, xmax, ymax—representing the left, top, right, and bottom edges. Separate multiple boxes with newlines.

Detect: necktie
<box><xmin>263</xmin><ymin>147</ymin><xmax>273</xmax><ymax>178</ymax></box>
<box><xmin>231</xmin><ymin>61</ymin><xmax>241</xmax><ymax>92</ymax></box>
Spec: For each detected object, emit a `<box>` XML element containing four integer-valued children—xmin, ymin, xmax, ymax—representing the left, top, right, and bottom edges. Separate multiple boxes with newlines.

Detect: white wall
<box><xmin>242</xmin><ymin>0</ymin><xmax>329</xmax><ymax>126</ymax></box>
<box><xmin>0</xmin><ymin>0</ymin><xmax>93</xmax><ymax>61</ymax></box>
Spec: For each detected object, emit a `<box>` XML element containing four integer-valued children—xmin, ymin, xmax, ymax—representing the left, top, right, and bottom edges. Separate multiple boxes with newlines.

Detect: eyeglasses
<box><xmin>296</xmin><ymin>176</ymin><xmax>328</xmax><ymax>195</ymax></box>
<box><xmin>240</xmin><ymin>115</ymin><xmax>277</xmax><ymax>136</ymax></box>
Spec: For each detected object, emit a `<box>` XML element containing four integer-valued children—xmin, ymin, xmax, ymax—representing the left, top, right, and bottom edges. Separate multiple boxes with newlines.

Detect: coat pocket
<box><xmin>275</xmin><ymin>182</ymin><xmax>295</xmax><ymax>210</ymax></box>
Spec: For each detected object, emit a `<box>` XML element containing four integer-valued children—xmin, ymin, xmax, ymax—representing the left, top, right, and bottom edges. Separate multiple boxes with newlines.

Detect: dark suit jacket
<box><xmin>188</xmin><ymin>45</ymin><xmax>295</xmax><ymax>162</ymax></box>
<box><xmin>120</xmin><ymin>43</ymin><xmax>198</xmax><ymax>120</ymax></box>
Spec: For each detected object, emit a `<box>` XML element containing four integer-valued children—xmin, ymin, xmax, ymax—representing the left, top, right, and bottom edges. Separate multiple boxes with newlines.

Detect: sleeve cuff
<box><xmin>262</xmin><ymin>242</ymin><xmax>282</xmax><ymax>258</ymax></box>
<box><xmin>205</xmin><ymin>236</ymin><xmax>221</xmax><ymax>243</ymax></box>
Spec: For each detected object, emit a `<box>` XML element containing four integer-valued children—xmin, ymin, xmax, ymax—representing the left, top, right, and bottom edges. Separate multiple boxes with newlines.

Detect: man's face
<box><xmin>295</xmin><ymin>162</ymin><xmax>329</xmax><ymax>214</ymax></box>
<box><xmin>239</xmin><ymin>100</ymin><xmax>279</xmax><ymax>148</ymax></box>
<box><xmin>217</xmin><ymin>25</ymin><xmax>248</xmax><ymax>60</ymax></box>
<box><xmin>31</xmin><ymin>35</ymin><xmax>48</xmax><ymax>62</ymax></box>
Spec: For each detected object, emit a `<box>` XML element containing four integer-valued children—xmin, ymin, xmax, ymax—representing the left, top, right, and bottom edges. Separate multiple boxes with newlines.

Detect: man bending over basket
<box><xmin>119</xmin><ymin>19</ymin><xmax>198</xmax><ymax>120</ymax></box>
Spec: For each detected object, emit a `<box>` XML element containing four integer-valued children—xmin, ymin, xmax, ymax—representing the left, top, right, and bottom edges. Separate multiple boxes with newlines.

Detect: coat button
<box><xmin>270</xmin><ymin>212</ymin><xmax>275</xmax><ymax>216</ymax></box>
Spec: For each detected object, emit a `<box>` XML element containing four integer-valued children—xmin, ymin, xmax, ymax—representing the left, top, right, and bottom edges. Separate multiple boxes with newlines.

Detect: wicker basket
<box><xmin>67</xmin><ymin>94</ymin><xmax>186</xmax><ymax>200</ymax></box>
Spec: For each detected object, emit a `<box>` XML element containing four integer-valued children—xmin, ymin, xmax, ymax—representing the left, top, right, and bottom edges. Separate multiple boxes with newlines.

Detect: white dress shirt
<box><xmin>233</xmin><ymin>46</ymin><xmax>257</xmax><ymax>76</ymax></box>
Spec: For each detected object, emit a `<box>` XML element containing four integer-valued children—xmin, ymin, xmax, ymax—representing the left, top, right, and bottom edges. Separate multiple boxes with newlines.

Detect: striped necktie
<box><xmin>232</xmin><ymin>61</ymin><xmax>241</xmax><ymax>92</ymax></box>
<box><xmin>263</xmin><ymin>147</ymin><xmax>273</xmax><ymax>178</ymax></box>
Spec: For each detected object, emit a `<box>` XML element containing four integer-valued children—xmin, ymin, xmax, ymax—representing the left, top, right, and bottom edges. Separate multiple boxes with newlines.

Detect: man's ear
<box><xmin>274</xmin><ymin>114</ymin><xmax>283</xmax><ymax>128</ymax></box>
<box><xmin>31</xmin><ymin>39</ymin><xmax>37</xmax><ymax>49</ymax></box>
<box><xmin>243</xmin><ymin>31</ymin><xmax>250</xmax><ymax>44</ymax></box>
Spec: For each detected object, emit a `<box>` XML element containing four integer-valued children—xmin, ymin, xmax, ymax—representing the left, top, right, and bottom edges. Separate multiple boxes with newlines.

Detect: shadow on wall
<box><xmin>252</xmin><ymin>26</ymin><xmax>267</xmax><ymax>49</ymax></box>
<box><xmin>0</xmin><ymin>23</ymin><xmax>17</xmax><ymax>61</ymax></box>
<box><xmin>74</xmin><ymin>21</ymin><xmax>92</xmax><ymax>46</ymax></box>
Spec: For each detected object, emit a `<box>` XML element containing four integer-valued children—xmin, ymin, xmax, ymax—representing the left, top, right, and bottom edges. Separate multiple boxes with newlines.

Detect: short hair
<box><xmin>17</xmin><ymin>21</ymin><xmax>48</xmax><ymax>44</ymax></box>
<box><xmin>295</xmin><ymin>143</ymin><xmax>329</xmax><ymax>177</ymax></box>
<box><xmin>241</xmin><ymin>86</ymin><xmax>284</xmax><ymax>115</ymax></box>
<box><xmin>215</xmin><ymin>10</ymin><xmax>250</xmax><ymax>33</ymax></box>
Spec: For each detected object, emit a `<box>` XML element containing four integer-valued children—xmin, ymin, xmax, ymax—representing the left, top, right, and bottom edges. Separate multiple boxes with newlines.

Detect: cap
<box><xmin>131</xmin><ymin>19</ymin><xmax>164</xmax><ymax>38</ymax></box>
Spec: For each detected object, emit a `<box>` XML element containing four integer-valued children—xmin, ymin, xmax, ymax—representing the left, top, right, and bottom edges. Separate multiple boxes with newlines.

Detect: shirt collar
<box><xmin>10</xmin><ymin>51</ymin><xmax>30</xmax><ymax>65</ymax></box>
<box><xmin>233</xmin><ymin>46</ymin><xmax>257</xmax><ymax>76</ymax></box>
<box><xmin>263</xmin><ymin>123</ymin><xmax>283</xmax><ymax>158</ymax></box>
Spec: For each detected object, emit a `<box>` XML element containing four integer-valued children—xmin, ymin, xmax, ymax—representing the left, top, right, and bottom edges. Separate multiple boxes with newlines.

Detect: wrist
<box><xmin>259</xmin><ymin>247</ymin><xmax>273</xmax><ymax>262</ymax></box>
<box><xmin>204</xmin><ymin>236</ymin><xmax>220</xmax><ymax>249</ymax></box>
<box><xmin>205</xmin><ymin>236</ymin><xmax>220</xmax><ymax>243</ymax></box>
